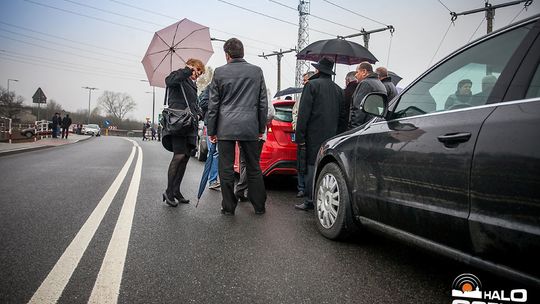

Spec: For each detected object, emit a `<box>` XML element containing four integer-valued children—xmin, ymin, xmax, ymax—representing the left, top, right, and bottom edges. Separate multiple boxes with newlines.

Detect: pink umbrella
<box><xmin>142</xmin><ymin>19</ymin><xmax>214</xmax><ymax>88</ymax></box>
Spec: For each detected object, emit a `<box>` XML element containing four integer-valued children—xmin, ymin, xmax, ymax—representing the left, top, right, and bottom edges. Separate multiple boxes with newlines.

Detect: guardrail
<box><xmin>0</xmin><ymin>117</ymin><xmax>13</xmax><ymax>143</ymax></box>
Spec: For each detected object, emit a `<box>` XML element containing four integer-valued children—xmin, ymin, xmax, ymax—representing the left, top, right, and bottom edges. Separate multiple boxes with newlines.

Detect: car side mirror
<box><xmin>361</xmin><ymin>93</ymin><xmax>388</xmax><ymax>118</ymax></box>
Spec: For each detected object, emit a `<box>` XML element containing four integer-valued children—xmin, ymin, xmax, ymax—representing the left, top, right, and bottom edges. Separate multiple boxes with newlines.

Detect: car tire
<box><xmin>196</xmin><ymin>136</ymin><xmax>208</xmax><ymax>162</ymax></box>
<box><xmin>315</xmin><ymin>162</ymin><xmax>359</xmax><ymax>240</ymax></box>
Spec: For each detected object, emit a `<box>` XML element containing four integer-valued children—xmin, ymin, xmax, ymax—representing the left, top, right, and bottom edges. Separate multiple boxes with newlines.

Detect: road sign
<box><xmin>32</xmin><ymin>88</ymin><xmax>47</xmax><ymax>104</ymax></box>
<box><xmin>104</xmin><ymin>119</ymin><xmax>111</xmax><ymax>127</ymax></box>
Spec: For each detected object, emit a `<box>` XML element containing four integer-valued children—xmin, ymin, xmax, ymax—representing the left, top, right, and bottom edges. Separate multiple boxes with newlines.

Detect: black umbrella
<box><xmin>196</xmin><ymin>142</ymin><xmax>216</xmax><ymax>207</ymax></box>
<box><xmin>388</xmin><ymin>71</ymin><xmax>402</xmax><ymax>86</ymax></box>
<box><xmin>296</xmin><ymin>38</ymin><xmax>378</xmax><ymax>65</ymax></box>
<box><xmin>274</xmin><ymin>87</ymin><xmax>303</xmax><ymax>98</ymax></box>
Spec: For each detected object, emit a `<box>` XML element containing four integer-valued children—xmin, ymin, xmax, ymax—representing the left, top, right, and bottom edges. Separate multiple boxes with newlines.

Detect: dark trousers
<box><xmin>218</xmin><ymin>140</ymin><xmax>266</xmax><ymax>212</ymax></box>
<box><xmin>61</xmin><ymin>127</ymin><xmax>69</xmax><ymax>139</ymax></box>
<box><xmin>304</xmin><ymin>165</ymin><xmax>315</xmax><ymax>206</ymax></box>
<box><xmin>235</xmin><ymin>140</ymin><xmax>264</xmax><ymax>197</ymax></box>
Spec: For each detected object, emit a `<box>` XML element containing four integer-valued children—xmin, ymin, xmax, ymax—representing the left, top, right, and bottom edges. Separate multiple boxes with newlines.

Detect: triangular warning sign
<box><xmin>32</xmin><ymin>87</ymin><xmax>47</xmax><ymax>104</ymax></box>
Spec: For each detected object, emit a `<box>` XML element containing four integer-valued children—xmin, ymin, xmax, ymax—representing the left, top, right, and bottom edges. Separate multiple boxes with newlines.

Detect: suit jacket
<box><xmin>295</xmin><ymin>73</ymin><xmax>347</xmax><ymax>165</ymax></box>
<box><xmin>207</xmin><ymin>58</ymin><xmax>268</xmax><ymax>141</ymax></box>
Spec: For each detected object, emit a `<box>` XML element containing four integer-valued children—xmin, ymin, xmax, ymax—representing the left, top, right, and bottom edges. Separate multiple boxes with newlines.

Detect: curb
<box><xmin>0</xmin><ymin>135</ymin><xmax>94</xmax><ymax>157</ymax></box>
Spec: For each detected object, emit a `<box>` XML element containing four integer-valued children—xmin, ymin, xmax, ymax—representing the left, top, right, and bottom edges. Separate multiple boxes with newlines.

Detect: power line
<box><xmin>0</xmin><ymin>34</ymin><xmax>141</xmax><ymax>70</ymax></box>
<box><xmin>468</xmin><ymin>18</ymin><xmax>485</xmax><ymax>42</ymax></box>
<box><xmin>217</xmin><ymin>0</ymin><xmax>335</xmax><ymax>37</ymax></box>
<box><xmin>428</xmin><ymin>21</ymin><xmax>453</xmax><ymax>68</ymax></box>
<box><xmin>0</xmin><ymin>27</ymin><xmax>135</xmax><ymax>63</ymax></box>
<box><xmin>1</xmin><ymin>50</ymin><xmax>145</xmax><ymax>78</ymax></box>
<box><xmin>107</xmin><ymin>0</ymin><xmax>289</xmax><ymax>50</ymax></box>
<box><xmin>321</xmin><ymin>0</ymin><xmax>388</xmax><ymax>27</ymax></box>
<box><xmin>268</xmin><ymin>0</ymin><xmax>362</xmax><ymax>32</ymax></box>
<box><xmin>0</xmin><ymin>21</ymin><xmax>140</xmax><ymax>58</ymax></box>
<box><xmin>22</xmin><ymin>0</ymin><xmax>153</xmax><ymax>33</ymax></box>
<box><xmin>438</xmin><ymin>0</ymin><xmax>453</xmax><ymax>13</ymax></box>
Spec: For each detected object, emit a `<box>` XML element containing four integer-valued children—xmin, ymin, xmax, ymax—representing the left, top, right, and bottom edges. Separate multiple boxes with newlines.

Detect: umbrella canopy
<box><xmin>142</xmin><ymin>19</ymin><xmax>213</xmax><ymax>88</ymax></box>
<box><xmin>388</xmin><ymin>71</ymin><xmax>402</xmax><ymax>86</ymax></box>
<box><xmin>296</xmin><ymin>38</ymin><xmax>378</xmax><ymax>65</ymax></box>
<box><xmin>274</xmin><ymin>87</ymin><xmax>303</xmax><ymax>98</ymax></box>
<box><xmin>196</xmin><ymin>142</ymin><xmax>216</xmax><ymax>207</ymax></box>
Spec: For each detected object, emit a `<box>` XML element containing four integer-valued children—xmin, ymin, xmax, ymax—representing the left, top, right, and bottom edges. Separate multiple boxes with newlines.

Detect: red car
<box><xmin>234</xmin><ymin>99</ymin><xmax>298</xmax><ymax>176</ymax></box>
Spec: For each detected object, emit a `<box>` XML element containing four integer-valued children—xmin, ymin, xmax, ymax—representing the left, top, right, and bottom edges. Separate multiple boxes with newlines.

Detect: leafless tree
<box><xmin>0</xmin><ymin>87</ymin><xmax>24</xmax><ymax>118</ymax></box>
<box><xmin>98</xmin><ymin>91</ymin><xmax>136</xmax><ymax>120</ymax></box>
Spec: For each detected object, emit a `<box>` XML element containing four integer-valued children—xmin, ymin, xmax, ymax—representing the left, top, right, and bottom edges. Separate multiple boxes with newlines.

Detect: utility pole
<box><xmin>450</xmin><ymin>0</ymin><xmax>533</xmax><ymax>34</ymax></box>
<box><xmin>296</xmin><ymin>0</ymin><xmax>310</xmax><ymax>88</ymax></box>
<box><xmin>259</xmin><ymin>48</ymin><xmax>296</xmax><ymax>93</ymax></box>
<box><xmin>339</xmin><ymin>25</ymin><xmax>395</xmax><ymax>50</ymax></box>
<box><xmin>82</xmin><ymin>86</ymin><xmax>98</xmax><ymax>124</ymax></box>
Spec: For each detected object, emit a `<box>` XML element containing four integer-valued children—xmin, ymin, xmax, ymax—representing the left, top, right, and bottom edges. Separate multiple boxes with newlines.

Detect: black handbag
<box><xmin>161</xmin><ymin>84</ymin><xmax>197</xmax><ymax>136</ymax></box>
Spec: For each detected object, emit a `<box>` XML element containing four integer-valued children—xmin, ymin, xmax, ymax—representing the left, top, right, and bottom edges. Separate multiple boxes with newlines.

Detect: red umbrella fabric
<box><xmin>296</xmin><ymin>38</ymin><xmax>377</xmax><ymax>65</ymax></box>
<box><xmin>142</xmin><ymin>19</ymin><xmax>213</xmax><ymax>88</ymax></box>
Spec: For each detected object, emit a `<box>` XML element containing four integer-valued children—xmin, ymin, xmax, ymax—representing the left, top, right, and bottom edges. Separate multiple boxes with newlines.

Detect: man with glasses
<box><xmin>349</xmin><ymin>62</ymin><xmax>387</xmax><ymax>130</ymax></box>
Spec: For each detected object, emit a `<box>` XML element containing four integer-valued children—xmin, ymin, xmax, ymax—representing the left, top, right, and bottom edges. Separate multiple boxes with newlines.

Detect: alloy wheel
<box><xmin>317</xmin><ymin>173</ymin><xmax>340</xmax><ymax>229</ymax></box>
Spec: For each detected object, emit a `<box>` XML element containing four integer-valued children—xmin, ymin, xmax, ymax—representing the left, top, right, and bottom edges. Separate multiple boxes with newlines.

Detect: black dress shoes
<box><xmin>296</xmin><ymin>190</ymin><xmax>305</xmax><ymax>198</ymax></box>
<box><xmin>162</xmin><ymin>192</ymin><xmax>178</xmax><ymax>207</ymax></box>
<box><xmin>254</xmin><ymin>208</ymin><xmax>266</xmax><ymax>215</ymax></box>
<box><xmin>173</xmin><ymin>193</ymin><xmax>190</xmax><ymax>204</ymax></box>
<box><xmin>220</xmin><ymin>209</ymin><xmax>235</xmax><ymax>215</ymax></box>
<box><xmin>294</xmin><ymin>202</ymin><xmax>314</xmax><ymax>211</ymax></box>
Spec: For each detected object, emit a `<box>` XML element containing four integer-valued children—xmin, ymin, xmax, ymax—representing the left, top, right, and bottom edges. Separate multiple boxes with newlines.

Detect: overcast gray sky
<box><xmin>1</xmin><ymin>0</ymin><xmax>539</xmax><ymax>124</ymax></box>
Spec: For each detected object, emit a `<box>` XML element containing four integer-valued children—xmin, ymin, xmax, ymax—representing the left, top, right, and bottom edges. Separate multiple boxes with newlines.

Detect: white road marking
<box><xmin>88</xmin><ymin>143</ymin><xmax>143</xmax><ymax>304</ymax></box>
<box><xmin>28</xmin><ymin>140</ymin><xmax>137</xmax><ymax>304</ymax></box>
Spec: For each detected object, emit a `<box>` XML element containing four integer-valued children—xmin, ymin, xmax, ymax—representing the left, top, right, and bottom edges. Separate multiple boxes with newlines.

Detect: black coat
<box><xmin>295</xmin><ymin>73</ymin><xmax>347</xmax><ymax>165</ymax></box>
<box><xmin>343</xmin><ymin>80</ymin><xmax>358</xmax><ymax>125</ymax></box>
<box><xmin>207</xmin><ymin>58</ymin><xmax>268</xmax><ymax>141</ymax></box>
<box><xmin>61</xmin><ymin>116</ymin><xmax>72</xmax><ymax>128</ymax></box>
<box><xmin>381</xmin><ymin>77</ymin><xmax>398</xmax><ymax>102</ymax></box>
<box><xmin>52</xmin><ymin>115</ymin><xmax>61</xmax><ymax>127</ymax></box>
<box><xmin>162</xmin><ymin>67</ymin><xmax>202</xmax><ymax>151</ymax></box>
<box><xmin>349</xmin><ymin>73</ymin><xmax>387</xmax><ymax>129</ymax></box>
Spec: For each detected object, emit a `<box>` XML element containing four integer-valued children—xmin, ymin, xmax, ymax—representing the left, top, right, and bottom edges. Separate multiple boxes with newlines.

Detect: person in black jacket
<box><xmin>294</xmin><ymin>57</ymin><xmax>347</xmax><ymax>211</ymax></box>
<box><xmin>349</xmin><ymin>62</ymin><xmax>387</xmax><ymax>130</ymax></box>
<box><xmin>207</xmin><ymin>38</ymin><xmax>268</xmax><ymax>215</ymax></box>
<box><xmin>343</xmin><ymin>71</ymin><xmax>358</xmax><ymax>126</ymax></box>
<box><xmin>51</xmin><ymin>113</ymin><xmax>61</xmax><ymax>138</ymax></box>
<box><xmin>161</xmin><ymin>58</ymin><xmax>204</xmax><ymax>207</ymax></box>
<box><xmin>61</xmin><ymin>114</ymin><xmax>72</xmax><ymax>139</ymax></box>
<box><xmin>375</xmin><ymin>66</ymin><xmax>398</xmax><ymax>102</ymax></box>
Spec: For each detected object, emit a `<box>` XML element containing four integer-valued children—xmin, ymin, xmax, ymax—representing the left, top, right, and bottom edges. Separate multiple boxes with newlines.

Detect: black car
<box><xmin>313</xmin><ymin>14</ymin><xmax>540</xmax><ymax>286</ymax></box>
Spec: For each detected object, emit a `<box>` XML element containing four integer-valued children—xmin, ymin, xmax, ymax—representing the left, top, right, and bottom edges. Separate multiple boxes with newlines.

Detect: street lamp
<box><xmin>7</xmin><ymin>79</ymin><xmax>18</xmax><ymax>94</ymax></box>
<box><xmin>140</xmin><ymin>80</ymin><xmax>155</xmax><ymax>127</ymax></box>
<box><xmin>82</xmin><ymin>86</ymin><xmax>98</xmax><ymax>124</ymax></box>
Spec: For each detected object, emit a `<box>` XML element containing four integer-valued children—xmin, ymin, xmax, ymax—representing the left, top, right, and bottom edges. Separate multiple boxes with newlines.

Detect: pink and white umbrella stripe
<box><xmin>142</xmin><ymin>18</ymin><xmax>214</xmax><ymax>88</ymax></box>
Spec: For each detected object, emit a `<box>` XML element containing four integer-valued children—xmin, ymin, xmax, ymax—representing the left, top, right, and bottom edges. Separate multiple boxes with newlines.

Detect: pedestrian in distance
<box><xmin>61</xmin><ymin>114</ymin><xmax>72</xmax><ymax>139</ymax></box>
<box><xmin>142</xmin><ymin>121</ymin><xmax>150</xmax><ymax>141</ymax></box>
<box><xmin>161</xmin><ymin>58</ymin><xmax>205</xmax><ymax>207</ymax></box>
<box><xmin>375</xmin><ymin>66</ymin><xmax>398</xmax><ymax>102</ymax></box>
<box><xmin>151</xmin><ymin>124</ymin><xmax>157</xmax><ymax>140</ymax></box>
<box><xmin>51</xmin><ymin>112</ymin><xmax>61</xmax><ymax>138</ymax></box>
<box><xmin>157</xmin><ymin>124</ymin><xmax>162</xmax><ymax>142</ymax></box>
<box><xmin>207</xmin><ymin>38</ymin><xmax>268</xmax><ymax>215</ymax></box>
<box><xmin>349</xmin><ymin>62</ymin><xmax>387</xmax><ymax>130</ymax></box>
<box><xmin>294</xmin><ymin>57</ymin><xmax>347</xmax><ymax>211</ymax></box>
<box><xmin>292</xmin><ymin>70</ymin><xmax>315</xmax><ymax>199</ymax></box>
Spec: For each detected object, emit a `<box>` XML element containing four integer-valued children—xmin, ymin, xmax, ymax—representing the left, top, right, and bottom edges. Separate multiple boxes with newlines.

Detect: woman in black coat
<box><xmin>162</xmin><ymin>58</ymin><xmax>204</xmax><ymax>207</ymax></box>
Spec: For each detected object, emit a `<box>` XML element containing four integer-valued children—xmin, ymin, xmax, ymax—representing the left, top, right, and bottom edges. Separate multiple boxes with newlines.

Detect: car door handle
<box><xmin>437</xmin><ymin>132</ymin><xmax>471</xmax><ymax>144</ymax></box>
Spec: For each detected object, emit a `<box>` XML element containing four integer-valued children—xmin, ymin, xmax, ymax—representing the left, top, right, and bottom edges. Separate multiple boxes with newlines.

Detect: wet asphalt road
<box><xmin>0</xmin><ymin>136</ymin><xmax>536</xmax><ymax>303</ymax></box>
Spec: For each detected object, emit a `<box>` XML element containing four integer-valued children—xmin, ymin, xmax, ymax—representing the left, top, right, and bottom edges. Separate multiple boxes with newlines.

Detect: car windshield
<box><xmin>273</xmin><ymin>105</ymin><xmax>293</xmax><ymax>122</ymax></box>
<box><xmin>87</xmin><ymin>124</ymin><xmax>99</xmax><ymax>129</ymax></box>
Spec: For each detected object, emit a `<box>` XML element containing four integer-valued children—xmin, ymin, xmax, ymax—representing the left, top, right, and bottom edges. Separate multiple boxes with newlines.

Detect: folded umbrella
<box><xmin>196</xmin><ymin>142</ymin><xmax>216</xmax><ymax>207</ymax></box>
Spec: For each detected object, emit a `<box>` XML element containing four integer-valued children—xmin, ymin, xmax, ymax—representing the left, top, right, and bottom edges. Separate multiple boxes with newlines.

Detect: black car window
<box><xmin>526</xmin><ymin>63</ymin><xmax>540</xmax><ymax>98</ymax></box>
<box><xmin>273</xmin><ymin>105</ymin><xmax>293</xmax><ymax>122</ymax></box>
<box><xmin>391</xmin><ymin>23</ymin><xmax>532</xmax><ymax>120</ymax></box>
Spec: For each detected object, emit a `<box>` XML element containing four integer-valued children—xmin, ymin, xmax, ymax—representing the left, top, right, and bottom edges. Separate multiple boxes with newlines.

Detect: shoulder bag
<box><xmin>160</xmin><ymin>83</ymin><xmax>197</xmax><ymax>136</ymax></box>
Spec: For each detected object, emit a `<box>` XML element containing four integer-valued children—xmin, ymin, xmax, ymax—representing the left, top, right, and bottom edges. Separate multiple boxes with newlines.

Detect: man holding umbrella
<box><xmin>294</xmin><ymin>57</ymin><xmax>348</xmax><ymax>211</ymax></box>
<box><xmin>207</xmin><ymin>38</ymin><xmax>268</xmax><ymax>215</ymax></box>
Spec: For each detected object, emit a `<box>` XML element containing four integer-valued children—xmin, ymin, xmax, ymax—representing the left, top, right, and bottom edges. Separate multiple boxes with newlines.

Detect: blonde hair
<box><xmin>186</xmin><ymin>58</ymin><xmax>205</xmax><ymax>74</ymax></box>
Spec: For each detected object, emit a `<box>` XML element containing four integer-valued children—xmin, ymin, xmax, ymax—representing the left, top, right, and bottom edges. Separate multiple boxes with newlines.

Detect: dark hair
<box><xmin>223</xmin><ymin>38</ymin><xmax>244</xmax><ymax>59</ymax></box>
<box><xmin>458</xmin><ymin>79</ymin><xmax>472</xmax><ymax>89</ymax></box>
<box><xmin>359</xmin><ymin>62</ymin><xmax>373</xmax><ymax>72</ymax></box>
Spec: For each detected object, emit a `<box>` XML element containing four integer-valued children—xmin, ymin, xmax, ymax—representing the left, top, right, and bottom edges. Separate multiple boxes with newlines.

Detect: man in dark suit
<box><xmin>294</xmin><ymin>57</ymin><xmax>347</xmax><ymax>210</ymax></box>
<box><xmin>207</xmin><ymin>38</ymin><xmax>268</xmax><ymax>215</ymax></box>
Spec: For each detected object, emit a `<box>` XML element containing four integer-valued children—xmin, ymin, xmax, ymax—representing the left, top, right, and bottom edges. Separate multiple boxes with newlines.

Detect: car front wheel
<box><xmin>315</xmin><ymin>162</ymin><xmax>359</xmax><ymax>240</ymax></box>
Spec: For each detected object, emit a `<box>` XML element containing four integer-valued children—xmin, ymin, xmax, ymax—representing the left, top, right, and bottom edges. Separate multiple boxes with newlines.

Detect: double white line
<box><xmin>29</xmin><ymin>138</ymin><xmax>143</xmax><ymax>304</ymax></box>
